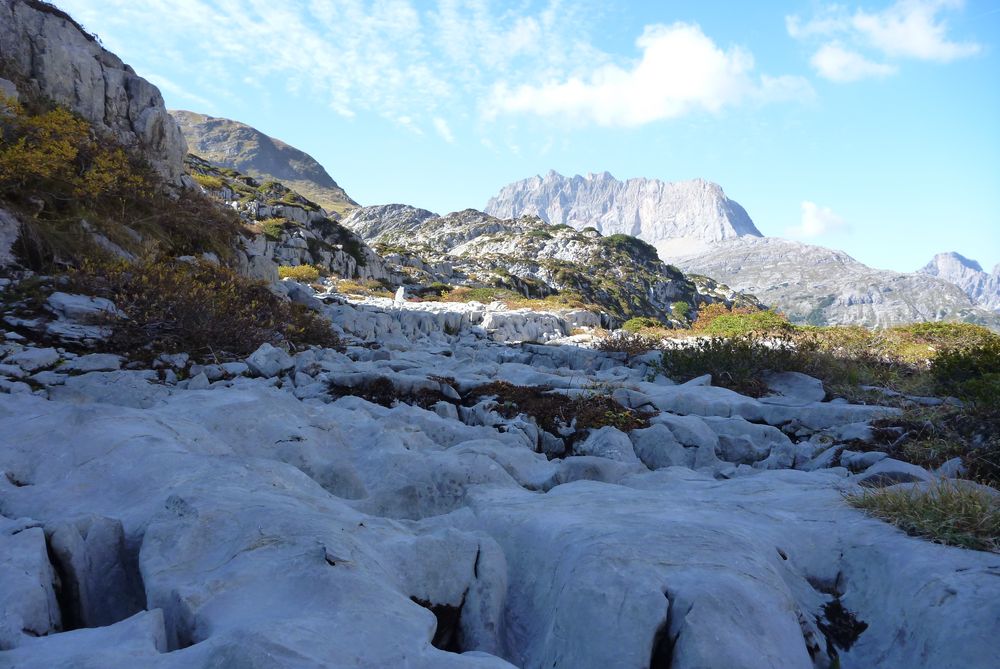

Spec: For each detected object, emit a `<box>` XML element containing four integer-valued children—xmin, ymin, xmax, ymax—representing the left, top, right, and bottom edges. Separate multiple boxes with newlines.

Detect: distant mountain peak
<box><xmin>485</xmin><ymin>172</ymin><xmax>761</xmax><ymax>255</ymax></box>
<box><xmin>170</xmin><ymin>110</ymin><xmax>357</xmax><ymax>216</ymax></box>
<box><xmin>919</xmin><ymin>251</ymin><xmax>1000</xmax><ymax>312</ymax></box>
<box><xmin>927</xmin><ymin>251</ymin><xmax>984</xmax><ymax>273</ymax></box>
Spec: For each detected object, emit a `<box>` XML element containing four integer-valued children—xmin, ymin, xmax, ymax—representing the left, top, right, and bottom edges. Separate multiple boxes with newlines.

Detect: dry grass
<box><xmin>847</xmin><ymin>481</ymin><xmax>1000</xmax><ymax>552</ymax></box>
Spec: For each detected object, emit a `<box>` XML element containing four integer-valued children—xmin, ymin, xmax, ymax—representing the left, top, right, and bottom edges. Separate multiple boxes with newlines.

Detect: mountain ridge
<box><xmin>170</xmin><ymin>110</ymin><xmax>357</xmax><ymax>216</ymax></box>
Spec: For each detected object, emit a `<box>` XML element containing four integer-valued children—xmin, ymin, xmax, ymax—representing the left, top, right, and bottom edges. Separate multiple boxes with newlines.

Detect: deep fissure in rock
<box><xmin>648</xmin><ymin>590</ymin><xmax>675</xmax><ymax>669</ymax></box>
<box><xmin>411</xmin><ymin>592</ymin><xmax>467</xmax><ymax>653</ymax></box>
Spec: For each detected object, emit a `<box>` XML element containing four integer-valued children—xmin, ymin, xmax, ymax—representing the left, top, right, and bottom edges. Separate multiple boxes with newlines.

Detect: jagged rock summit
<box><xmin>484</xmin><ymin>170</ymin><xmax>762</xmax><ymax>258</ymax></box>
<box><xmin>0</xmin><ymin>0</ymin><xmax>187</xmax><ymax>183</ymax></box>
<box><xmin>919</xmin><ymin>252</ymin><xmax>1000</xmax><ymax>312</ymax></box>
<box><xmin>171</xmin><ymin>110</ymin><xmax>357</xmax><ymax>216</ymax></box>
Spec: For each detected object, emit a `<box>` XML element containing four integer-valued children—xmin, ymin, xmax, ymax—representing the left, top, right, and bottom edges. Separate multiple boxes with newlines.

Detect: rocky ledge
<box><xmin>0</xmin><ymin>278</ymin><xmax>997</xmax><ymax>669</ymax></box>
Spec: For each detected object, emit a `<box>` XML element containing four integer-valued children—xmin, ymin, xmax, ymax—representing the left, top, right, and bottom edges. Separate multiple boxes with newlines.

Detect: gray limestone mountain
<box><xmin>487</xmin><ymin>171</ymin><xmax>1000</xmax><ymax>328</ymax></box>
<box><xmin>342</xmin><ymin>205</ymin><xmax>760</xmax><ymax>324</ymax></box>
<box><xmin>0</xmin><ymin>0</ymin><xmax>187</xmax><ymax>183</ymax></box>
<box><xmin>919</xmin><ymin>252</ymin><xmax>1000</xmax><ymax>312</ymax></box>
<box><xmin>671</xmin><ymin>237</ymin><xmax>1000</xmax><ymax>329</ymax></box>
<box><xmin>171</xmin><ymin>110</ymin><xmax>357</xmax><ymax>216</ymax></box>
<box><xmin>484</xmin><ymin>170</ymin><xmax>761</xmax><ymax>258</ymax></box>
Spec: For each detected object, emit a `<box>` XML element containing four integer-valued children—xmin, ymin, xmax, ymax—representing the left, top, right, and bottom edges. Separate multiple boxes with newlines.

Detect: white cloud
<box><xmin>787</xmin><ymin>0</ymin><xmax>981</xmax><ymax>82</ymax></box>
<box><xmin>787</xmin><ymin>201</ymin><xmax>850</xmax><ymax>238</ymax></box>
<box><xmin>810</xmin><ymin>43</ymin><xmax>897</xmax><ymax>82</ymax></box>
<box><xmin>433</xmin><ymin>117</ymin><xmax>455</xmax><ymax>143</ymax></box>
<box><xmin>853</xmin><ymin>0</ymin><xmax>980</xmax><ymax>61</ymax></box>
<box><xmin>489</xmin><ymin>23</ymin><xmax>811</xmax><ymax>127</ymax></box>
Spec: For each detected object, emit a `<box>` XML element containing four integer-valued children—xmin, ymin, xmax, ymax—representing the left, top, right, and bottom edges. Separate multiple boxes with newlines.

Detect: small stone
<box><xmin>186</xmin><ymin>372</ymin><xmax>211</xmax><ymax>390</ymax></box>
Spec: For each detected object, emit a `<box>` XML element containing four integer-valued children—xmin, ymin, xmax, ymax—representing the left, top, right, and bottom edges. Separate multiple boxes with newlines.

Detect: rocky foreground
<box><xmin>1</xmin><ymin>281</ymin><xmax>998</xmax><ymax>669</ymax></box>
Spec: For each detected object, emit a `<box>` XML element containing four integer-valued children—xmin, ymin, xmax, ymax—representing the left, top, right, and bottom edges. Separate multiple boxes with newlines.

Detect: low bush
<box><xmin>0</xmin><ymin>95</ymin><xmax>242</xmax><ymax>267</ymax></box>
<box><xmin>192</xmin><ymin>173</ymin><xmax>225</xmax><ymax>191</ymax></box>
<box><xmin>622</xmin><ymin>317</ymin><xmax>661</xmax><ymax>333</ymax></box>
<box><xmin>278</xmin><ymin>264</ymin><xmax>322</xmax><ymax>283</ymax></box>
<box><xmin>335</xmin><ymin>278</ymin><xmax>394</xmax><ymax>298</ymax></box>
<box><xmin>595</xmin><ymin>331</ymin><xmax>663</xmax><ymax>357</ymax></box>
<box><xmin>847</xmin><ymin>482</ymin><xmax>999</xmax><ymax>552</ymax></box>
<box><xmin>259</xmin><ymin>217</ymin><xmax>286</xmax><ymax>241</ymax></box>
<box><xmin>659</xmin><ymin>335</ymin><xmax>807</xmax><ymax>397</ymax></box>
<box><xmin>465</xmin><ymin>381</ymin><xmax>651</xmax><ymax>447</ymax></box>
<box><xmin>70</xmin><ymin>258</ymin><xmax>341</xmax><ymax>358</ymax></box>
<box><xmin>932</xmin><ymin>338</ymin><xmax>1000</xmax><ymax>416</ymax></box>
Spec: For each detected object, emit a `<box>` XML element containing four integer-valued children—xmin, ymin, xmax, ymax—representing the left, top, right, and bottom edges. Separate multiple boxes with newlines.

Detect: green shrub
<box><xmin>659</xmin><ymin>335</ymin><xmax>807</xmax><ymax>397</ymax></box>
<box><xmin>670</xmin><ymin>301</ymin><xmax>691</xmax><ymax>321</ymax></box>
<box><xmin>259</xmin><ymin>217</ymin><xmax>286</xmax><ymax>241</ymax></box>
<box><xmin>192</xmin><ymin>173</ymin><xmax>225</xmax><ymax>191</ymax></box>
<box><xmin>702</xmin><ymin>309</ymin><xmax>794</xmax><ymax>337</ymax></box>
<box><xmin>622</xmin><ymin>317</ymin><xmax>661</xmax><ymax>333</ymax></box>
<box><xmin>847</xmin><ymin>482</ymin><xmax>999</xmax><ymax>552</ymax></box>
<box><xmin>278</xmin><ymin>264</ymin><xmax>322</xmax><ymax>283</ymax></box>
<box><xmin>932</xmin><ymin>338</ymin><xmax>1000</xmax><ymax>416</ymax></box>
<box><xmin>70</xmin><ymin>258</ymin><xmax>341</xmax><ymax>358</ymax></box>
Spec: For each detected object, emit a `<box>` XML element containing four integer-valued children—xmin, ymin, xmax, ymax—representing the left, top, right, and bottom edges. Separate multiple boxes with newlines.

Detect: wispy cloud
<box><xmin>788</xmin><ymin>0</ymin><xmax>981</xmax><ymax>82</ymax></box>
<box><xmin>432</xmin><ymin>117</ymin><xmax>455</xmax><ymax>143</ymax></box>
<box><xmin>58</xmin><ymin>0</ymin><xmax>809</xmax><ymax>137</ymax></box>
<box><xmin>487</xmin><ymin>23</ymin><xmax>812</xmax><ymax>127</ymax></box>
<box><xmin>787</xmin><ymin>201</ymin><xmax>850</xmax><ymax>238</ymax></box>
<box><xmin>810</xmin><ymin>43</ymin><xmax>898</xmax><ymax>82</ymax></box>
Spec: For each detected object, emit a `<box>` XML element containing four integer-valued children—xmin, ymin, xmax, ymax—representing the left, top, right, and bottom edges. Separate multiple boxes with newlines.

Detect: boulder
<box><xmin>854</xmin><ymin>458</ymin><xmax>934</xmax><ymax>487</ymax></box>
<box><xmin>629</xmin><ymin>424</ymin><xmax>692</xmax><ymax>469</ymax></box>
<box><xmin>245</xmin><ymin>343</ymin><xmax>294</xmax><ymax>378</ymax></box>
<box><xmin>0</xmin><ymin>522</ymin><xmax>61</xmax><ymax>648</ymax></box>
<box><xmin>573</xmin><ymin>426</ymin><xmax>640</xmax><ymax>464</ymax></box>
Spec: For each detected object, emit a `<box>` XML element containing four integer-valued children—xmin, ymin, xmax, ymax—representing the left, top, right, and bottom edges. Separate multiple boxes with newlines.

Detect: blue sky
<box><xmin>59</xmin><ymin>0</ymin><xmax>999</xmax><ymax>272</ymax></box>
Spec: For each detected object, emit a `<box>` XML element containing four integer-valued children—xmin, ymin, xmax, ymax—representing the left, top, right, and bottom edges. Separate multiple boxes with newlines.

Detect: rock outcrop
<box><xmin>343</xmin><ymin>205</ymin><xmax>760</xmax><ymax>325</ymax></box>
<box><xmin>0</xmin><ymin>0</ymin><xmax>187</xmax><ymax>183</ymax></box>
<box><xmin>171</xmin><ymin>110</ymin><xmax>357</xmax><ymax>216</ymax></box>
<box><xmin>185</xmin><ymin>155</ymin><xmax>392</xmax><ymax>284</ymax></box>
<box><xmin>671</xmin><ymin>237</ymin><xmax>1000</xmax><ymax>329</ymax></box>
<box><xmin>484</xmin><ymin>170</ymin><xmax>762</xmax><ymax>258</ymax></box>
<box><xmin>920</xmin><ymin>252</ymin><xmax>1000</xmax><ymax>313</ymax></box>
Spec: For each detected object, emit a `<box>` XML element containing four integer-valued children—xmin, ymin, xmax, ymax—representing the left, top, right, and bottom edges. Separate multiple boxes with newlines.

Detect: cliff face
<box><xmin>485</xmin><ymin>170</ymin><xmax>761</xmax><ymax>257</ymax></box>
<box><xmin>0</xmin><ymin>0</ymin><xmax>186</xmax><ymax>182</ymax></box>
<box><xmin>171</xmin><ymin>110</ymin><xmax>357</xmax><ymax>216</ymax></box>
<box><xmin>920</xmin><ymin>252</ymin><xmax>1000</xmax><ymax>313</ymax></box>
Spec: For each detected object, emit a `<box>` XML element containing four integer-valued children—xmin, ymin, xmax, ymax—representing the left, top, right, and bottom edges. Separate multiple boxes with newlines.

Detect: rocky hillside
<box><xmin>0</xmin><ymin>0</ymin><xmax>187</xmax><ymax>183</ymax></box>
<box><xmin>485</xmin><ymin>170</ymin><xmax>761</xmax><ymax>258</ymax></box>
<box><xmin>343</xmin><ymin>205</ymin><xmax>760</xmax><ymax>325</ymax></box>
<box><xmin>672</xmin><ymin>237</ymin><xmax>1000</xmax><ymax>329</ymax></box>
<box><xmin>184</xmin><ymin>155</ymin><xmax>391</xmax><ymax>284</ymax></box>
<box><xmin>920</xmin><ymin>252</ymin><xmax>1000</xmax><ymax>312</ymax></box>
<box><xmin>172</xmin><ymin>110</ymin><xmax>357</xmax><ymax>216</ymax></box>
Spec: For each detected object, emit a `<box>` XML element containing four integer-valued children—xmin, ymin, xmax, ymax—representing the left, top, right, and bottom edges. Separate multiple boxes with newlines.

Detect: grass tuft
<box><xmin>847</xmin><ymin>482</ymin><xmax>1000</xmax><ymax>552</ymax></box>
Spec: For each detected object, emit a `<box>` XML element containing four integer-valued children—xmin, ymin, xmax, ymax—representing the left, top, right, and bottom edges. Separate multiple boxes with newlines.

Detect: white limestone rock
<box><xmin>0</xmin><ymin>521</ymin><xmax>61</xmax><ymax>649</ymax></box>
<box><xmin>245</xmin><ymin>343</ymin><xmax>294</xmax><ymax>378</ymax></box>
